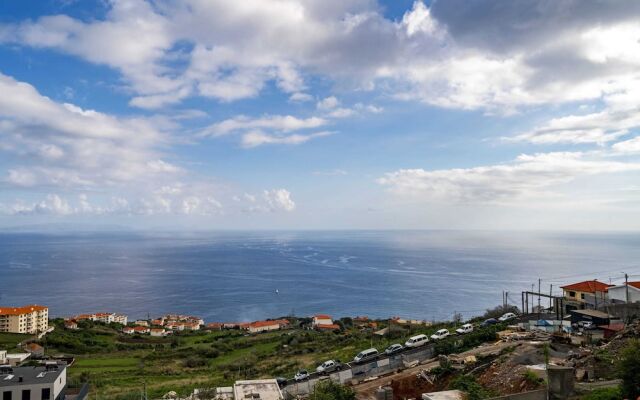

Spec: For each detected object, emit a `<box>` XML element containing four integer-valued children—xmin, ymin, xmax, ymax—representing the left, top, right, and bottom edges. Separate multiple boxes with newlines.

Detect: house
<box><xmin>23</xmin><ymin>343</ymin><xmax>45</xmax><ymax>358</ymax></box>
<box><xmin>63</xmin><ymin>320</ymin><xmax>78</xmax><ymax>330</ymax></box>
<box><xmin>561</xmin><ymin>280</ymin><xmax>613</xmax><ymax>310</ymax></box>
<box><xmin>94</xmin><ymin>313</ymin><xmax>114</xmax><ymax>324</ymax></box>
<box><xmin>206</xmin><ymin>322</ymin><xmax>224</xmax><ymax>330</ymax></box>
<box><xmin>569</xmin><ymin>309</ymin><xmax>613</xmax><ymax>326</ymax></box>
<box><xmin>0</xmin><ymin>363</ymin><xmax>69</xmax><ymax>400</ymax></box>
<box><xmin>607</xmin><ymin>281</ymin><xmax>640</xmax><ymax>303</ymax></box>
<box><xmin>0</xmin><ymin>350</ymin><xmax>6</xmax><ymax>364</ymax></box>
<box><xmin>133</xmin><ymin>326</ymin><xmax>150</xmax><ymax>334</ymax></box>
<box><xmin>150</xmin><ymin>328</ymin><xmax>166</xmax><ymax>337</ymax></box>
<box><xmin>134</xmin><ymin>320</ymin><xmax>149</xmax><ymax>327</ymax></box>
<box><xmin>312</xmin><ymin>314</ymin><xmax>333</xmax><ymax>327</ymax></box>
<box><xmin>233</xmin><ymin>379</ymin><xmax>284</xmax><ymax>400</ymax></box>
<box><xmin>421</xmin><ymin>390</ymin><xmax>465</xmax><ymax>400</ymax></box>
<box><xmin>248</xmin><ymin>321</ymin><xmax>281</xmax><ymax>334</ymax></box>
<box><xmin>69</xmin><ymin>312</ymin><xmax>127</xmax><ymax>325</ymax></box>
<box><xmin>122</xmin><ymin>327</ymin><xmax>135</xmax><ymax>335</ymax></box>
<box><xmin>183</xmin><ymin>322</ymin><xmax>200</xmax><ymax>331</ymax></box>
<box><xmin>151</xmin><ymin>319</ymin><xmax>164</xmax><ymax>327</ymax></box>
<box><xmin>0</xmin><ymin>305</ymin><xmax>49</xmax><ymax>334</ymax></box>
<box><xmin>113</xmin><ymin>314</ymin><xmax>128</xmax><ymax>325</ymax></box>
<box><xmin>315</xmin><ymin>323</ymin><xmax>340</xmax><ymax>331</ymax></box>
<box><xmin>5</xmin><ymin>353</ymin><xmax>30</xmax><ymax>366</ymax></box>
<box><xmin>599</xmin><ymin>323</ymin><xmax>625</xmax><ymax>339</ymax></box>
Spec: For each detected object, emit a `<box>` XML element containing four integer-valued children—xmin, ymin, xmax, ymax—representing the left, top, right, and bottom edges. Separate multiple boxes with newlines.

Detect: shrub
<box><xmin>581</xmin><ymin>387</ymin><xmax>622</xmax><ymax>400</ymax></box>
<box><xmin>450</xmin><ymin>375</ymin><xmax>491</xmax><ymax>400</ymax></box>
<box><xmin>309</xmin><ymin>380</ymin><xmax>355</xmax><ymax>400</ymax></box>
<box><xmin>617</xmin><ymin>339</ymin><xmax>640</xmax><ymax>399</ymax></box>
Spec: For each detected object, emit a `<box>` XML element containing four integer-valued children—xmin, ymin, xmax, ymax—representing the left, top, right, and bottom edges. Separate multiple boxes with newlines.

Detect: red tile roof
<box><xmin>0</xmin><ymin>305</ymin><xmax>48</xmax><ymax>316</ymax></box>
<box><xmin>316</xmin><ymin>323</ymin><xmax>340</xmax><ymax>330</ymax></box>
<box><xmin>628</xmin><ymin>282</ymin><xmax>640</xmax><ymax>289</ymax></box>
<box><xmin>561</xmin><ymin>280</ymin><xmax>613</xmax><ymax>293</ymax></box>
<box><xmin>598</xmin><ymin>323</ymin><xmax>625</xmax><ymax>332</ymax></box>
<box><xmin>314</xmin><ymin>314</ymin><xmax>332</xmax><ymax>320</ymax></box>
<box><xmin>250</xmin><ymin>320</ymin><xmax>281</xmax><ymax>328</ymax></box>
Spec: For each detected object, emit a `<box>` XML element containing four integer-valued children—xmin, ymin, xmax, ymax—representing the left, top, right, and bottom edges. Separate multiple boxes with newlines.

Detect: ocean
<box><xmin>1</xmin><ymin>230</ymin><xmax>639</xmax><ymax>322</ymax></box>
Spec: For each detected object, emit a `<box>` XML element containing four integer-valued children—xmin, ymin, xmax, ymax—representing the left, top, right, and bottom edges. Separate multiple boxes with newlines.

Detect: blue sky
<box><xmin>0</xmin><ymin>0</ymin><xmax>639</xmax><ymax>230</ymax></box>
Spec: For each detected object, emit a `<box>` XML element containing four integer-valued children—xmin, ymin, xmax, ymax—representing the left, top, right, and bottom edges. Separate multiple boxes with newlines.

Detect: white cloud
<box><xmin>263</xmin><ymin>189</ymin><xmax>296</xmax><ymax>212</ymax></box>
<box><xmin>378</xmin><ymin>152</ymin><xmax>640</xmax><ymax>203</ymax></box>
<box><xmin>241</xmin><ymin>130</ymin><xmax>334</xmax><ymax>148</ymax></box>
<box><xmin>201</xmin><ymin>115</ymin><xmax>327</xmax><ymax>137</ymax></box>
<box><xmin>317</xmin><ymin>96</ymin><xmax>340</xmax><ymax>110</ymax></box>
<box><xmin>289</xmin><ymin>92</ymin><xmax>313</xmax><ymax>102</ymax></box>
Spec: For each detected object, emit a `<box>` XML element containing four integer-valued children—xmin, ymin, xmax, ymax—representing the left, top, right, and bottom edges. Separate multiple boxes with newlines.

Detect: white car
<box><xmin>455</xmin><ymin>323</ymin><xmax>474</xmax><ymax>335</ymax></box>
<box><xmin>316</xmin><ymin>360</ymin><xmax>341</xmax><ymax>374</ymax></box>
<box><xmin>294</xmin><ymin>370</ymin><xmax>310</xmax><ymax>381</ymax></box>
<box><xmin>353</xmin><ymin>348</ymin><xmax>379</xmax><ymax>364</ymax></box>
<box><xmin>404</xmin><ymin>334</ymin><xmax>429</xmax><ymax>348</ymax></box>
<box><xmin>498</xmin><ymin>312</ymin><xmax>517</xmax><ymax>322</ymax></box>
<box><xmin>430</xmin><ymin>329</ymin><xmax>450</xmax><ymax>340</ymax></box>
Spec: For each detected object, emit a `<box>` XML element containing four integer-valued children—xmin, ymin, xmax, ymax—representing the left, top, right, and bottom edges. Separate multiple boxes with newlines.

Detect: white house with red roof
<box><xmin>607</xmin><ymin>281</ymin><xmax>640</xmax><ymax>303</ymax></box>
<box><xmin>312</xmin><ymin>314</ymin><xmax>339</xmax><ymax>331</ymax></box>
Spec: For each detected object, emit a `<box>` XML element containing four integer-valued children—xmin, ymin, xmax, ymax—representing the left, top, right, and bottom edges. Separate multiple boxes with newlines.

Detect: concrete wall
<box><xmin>283</xmin><ymin>346</ymin><xmax>436</xmax><ymax>398</ymax></box>
<box><xmin>487</xmin><ymin>389</ymin><xmax>547</xmax><ymax>400</ymax></box>
<box><xmin>602</xmin><ymin>302</ymin><xmax>640</xmax><ymax>322</ymax></box>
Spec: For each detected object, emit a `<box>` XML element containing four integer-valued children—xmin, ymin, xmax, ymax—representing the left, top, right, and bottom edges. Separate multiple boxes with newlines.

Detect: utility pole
<box><xmin>538</xmin><ymin>278</ymin><xmax>541</xmax><ymax>320</ymax></box>
<box><xmin>549</xmin><ymin>284</ymin><xmax>553</xmax><ymax>310</ymax></box>
<box><xmin>625</xmin><ymin>273</ymin><xmax>630</xmax><ymax>304</ymax></box>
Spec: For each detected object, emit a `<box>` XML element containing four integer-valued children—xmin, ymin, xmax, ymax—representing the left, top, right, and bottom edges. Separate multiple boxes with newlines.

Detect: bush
<box><xmin>617</xmin><ymin>339</ymin><xmax>640</xmax><ymax>399</ymax></box>
<box><xmin>183</xmin><ymin>357</ymin><xmax>207</xmax><ymax>368</ymax></box>
<box><xmin>450</xmin><ymin>375</ymin><xmax>491</xmax><ymax>400</ymax></box>
<box><xmin>581</xmin><ymin>387</ymin><xmax>622</xmax><ymax>400</ymax></box>
<box><xmin>309</xmin><ymin>380</ymin><xmax>355</xmax><ymax>400</ymax></box>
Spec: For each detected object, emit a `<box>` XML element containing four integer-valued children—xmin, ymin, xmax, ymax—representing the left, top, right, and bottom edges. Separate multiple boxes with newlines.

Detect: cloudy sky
<box><xmin>0</xmin><ymin>0</ymin><xmax>639</xmax><ymax>230</ymax></box>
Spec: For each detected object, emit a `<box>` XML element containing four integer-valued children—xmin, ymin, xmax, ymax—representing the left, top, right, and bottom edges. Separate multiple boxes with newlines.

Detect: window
<box><xmin>41</xmin><ymin>388</ymin><xmax>50</xmax><ymax>400</ymax></box>
<box><xmin>581</xmin><ymin>293</ymin><xmax>585</xmax><ymax>300</ymax></box>
<box><xmin>21</xmin><ymin>390</ymin><xmax>29</xmax><ymax>400</ymax></box>
<box><xmin>3</xmin><ymin>391</ymin><xmax>12</xmax><ymax>400</ymax></box>
<box><xmin>569</xmin><ymin>291</ymin><xmax>576</xmax><ymax>297</ymax></box>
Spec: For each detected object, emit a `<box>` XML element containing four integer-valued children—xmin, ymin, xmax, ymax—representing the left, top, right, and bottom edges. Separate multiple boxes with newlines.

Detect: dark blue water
<box><xmin>1</xmin><ymin>231</ymin><xmax>639</xmax><ymax>322</ymax></box>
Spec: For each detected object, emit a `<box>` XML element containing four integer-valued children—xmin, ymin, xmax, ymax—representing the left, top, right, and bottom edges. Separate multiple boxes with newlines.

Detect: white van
<box><xmin>430</xmin><ymin>329</ymin><xmax>450</xmax><ymax>340</ymax></box>
<box><xmin>456</xmin><ymin>324</ymin><xmax>474</xmax><ymax>335</ymax></box>
<box><xmin>353</xmin><ymin>348</ymin><xmax>379</xmax><ymax>363</ymax></box>
<box><xmin>404</xmin><ymin>334</ymin><xmax>429</xmax><ymax>348</ymax></box>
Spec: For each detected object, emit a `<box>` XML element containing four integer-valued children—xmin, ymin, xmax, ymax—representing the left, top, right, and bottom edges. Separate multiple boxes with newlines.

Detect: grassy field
<box><xmin>0</xmin><ymin>332</ymin><xmax>32</xmax><ymax>350</ymax></box>
<box><xmin>37</xmin><ymin>318</ymin><xmax>502</xmax><ymax>399</ymax></box>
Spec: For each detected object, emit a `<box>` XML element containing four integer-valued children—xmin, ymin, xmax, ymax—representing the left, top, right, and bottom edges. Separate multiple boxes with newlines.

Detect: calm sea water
<box><xmin>1</xmin><ymin>230</ymin><xmax>639</xmax><ymax>322</ymax></box>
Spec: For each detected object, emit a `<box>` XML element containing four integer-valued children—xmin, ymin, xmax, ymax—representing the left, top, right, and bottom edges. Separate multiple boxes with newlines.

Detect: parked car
<box><xmin>353</xmin><ymin>348</ymin><xmax>379</xmax><ymax>364</ymax></box>
<box><xmin>578</xmin><ymin>321</ymin><xmax>595</xmax><ymax>330</ymax></box>
<box><xmin>498</xmin><ymin>312</ymin><xmax>517</xmax><ymax>322</ymax></box>
<box><xmin>294</xmin><ymin>370</ymin><xmax>310</xmax><ymax>381</ymax></box>
<box><xmin>384</xmin><ymin>343</ymin><xmax>404</xmax><ymax>355</ymax></box>
<box><xmin>276</xmin><ymin>377</ymin><xmax>288</xmax><ymax>388</ymax></box>
<box><xmin>316</xmin><ymin>359</ymin><xmax>342</xmax><ymax>374</ymax></box>
<box><xmin>430</xmin><ymin>329</ymin><xmax>450</xmax><ymax>340</ymax></box>
<box><xmin>405</xmin><ymin>334</ymin><xmax>429</xmax><ymax>348</ymax></box>
<box><xmin>456</xmin><ymin>323</ymin><xmax>474</xmax><ymax>335</ymax></box>
<box><xmin>481</xmin><ymin>318</ymin><xmax>498</xmax><ymax>327</ymax></box>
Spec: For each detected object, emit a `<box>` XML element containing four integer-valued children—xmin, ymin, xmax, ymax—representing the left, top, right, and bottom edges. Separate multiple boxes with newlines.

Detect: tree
<box><xmin>309</xmin><ymin>380</ymin><xmax>356</xmax><ymax>400</ymax></box>
<box><xmin>617</xmin><ymin>339</ymin><xmax>640</xmax><ymax>399</ymax></box>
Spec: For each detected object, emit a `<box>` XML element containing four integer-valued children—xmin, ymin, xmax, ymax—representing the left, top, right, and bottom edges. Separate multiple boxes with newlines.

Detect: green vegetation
<box><xmin>522</xmin><ymin>370</ymin><xmax>542</xmax><ymax>387</ymax></box>
<box><xmin>0</xmin><ymin>332</ymin><xmax>31</xmax><ymax>349</ymax></box>
<box><xmin>581</xmin><ymin>387</ymin><xmax>622</xmax><ymax>400</ymax></box>
<box><xmin>309</xmin><ymin>380</ymin><xmax>356</xmax><ymax>400</ymax></box>
<box><xmin>617</xmin><ymin>339</ymin><xmax>640</xmax><ymax>399</ymax></box>
<box><xmin>450</xmin><ymin>375</ymin><xmax>494</xmax><ymax>400</ymax></box>
<box><xmin>36</xmin><ymin>317</ymin><xmax>505</xmax><ymax>399</ymax></box>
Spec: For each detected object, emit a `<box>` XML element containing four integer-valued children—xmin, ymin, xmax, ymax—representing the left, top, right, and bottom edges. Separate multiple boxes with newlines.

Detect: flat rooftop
<box><xmin>570</xmin><ymin>309</ymin><xmax>611</xmax><ymax>318</ymax></box>
<box><xmin>0</xmin><ymin>365</ymin><xmax>65</xmax><ymax>387</ymax></box>
<box><xmin>234</xmin><ymin>379</ymin><xmax>283</xmax><ymax>400</ymax></box>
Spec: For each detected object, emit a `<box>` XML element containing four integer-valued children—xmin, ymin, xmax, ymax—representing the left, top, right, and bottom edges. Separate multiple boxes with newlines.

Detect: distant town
<box><xmin>1</xmin><ymin>276</ymin><xmax>640</xmax><ymax>399</ymax></box>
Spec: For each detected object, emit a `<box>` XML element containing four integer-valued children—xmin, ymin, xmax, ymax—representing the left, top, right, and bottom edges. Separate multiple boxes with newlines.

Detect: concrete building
<box><xmin>312</xmin><ymin>315</ymin><xmax>333</xmax><ymax>327</ymax></box>
<box><xmin>561</xmin><ymin>280</ymin><xmax>612</xmax><ymax>310</ymax></box>
<box><xmin>0</xmin><ymin>350</ymin><xmax>6</xmax><ymax>364</ymax></box>
<box><xmin>0</xmin><ymin>363</ymin><xmax>67</xmax><ymax>400</ymax></box>
<box><xmin>149</xmin><ymin>328</ymin><xmax>166</xmax><ymax>337</ymax></box>
<box><xmin>607</xmin><ymin>281</ymin><xmax>640</xmax><ymax>303</ymax></box>
<box><xmin>5</xmin><ymin>354</ymin><xmax>30</xmax><ymax>367</ymax></box>
<box><xmin>247</xmin><ymin>320</ymin><xmax>289</xmax><ymax>334</ymax></box>
<box><xmin>233</xmin><ymin>379</ymin><xmax>283</xmax><ymax>400</ymax></box>
<box><xmin>0</xmin><ymin>306</ymin><xmax>48</xmax><ymax>335</ymax></box>
<box><xmin>421</xmin><ymin>390</ymin><xmax>465</xmax><ymax>400</ymax></box>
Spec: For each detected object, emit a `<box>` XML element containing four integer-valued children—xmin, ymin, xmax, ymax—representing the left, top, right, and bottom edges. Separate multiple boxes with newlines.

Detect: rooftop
<box><xmin>233</xmin><ymin>379</ymin><xmax>283</xmax><ymax>400</ymax></box>
<box><xmin>570</xmin><ymin>309</ymin><xmax>612</xmax><ymax>318</ymax></box>
<box><xmin>314</xmin><ymin>314</ymin><xmax>332</xmax><ymax>320</ymax></box>
<box><xmin>0</xmin><ymin>305</ymin><xmax>48</xmax><ymax>316</ymax></box>
<box><xmin>0</xmin><ymin>365</ymin><xmax>65</xmax><ymax>388</ymax></box>
<box><xmin>561</xmin><ymin>280</ymin><xmax>613</xmax><ymax>293</ymax></box>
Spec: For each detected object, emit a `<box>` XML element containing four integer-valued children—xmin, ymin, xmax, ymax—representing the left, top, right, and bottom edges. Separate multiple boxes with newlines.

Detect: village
<box><xmin>1</xmin><ymin>277</ymin><xmax>640</xmax><ymax>400</ymax></box>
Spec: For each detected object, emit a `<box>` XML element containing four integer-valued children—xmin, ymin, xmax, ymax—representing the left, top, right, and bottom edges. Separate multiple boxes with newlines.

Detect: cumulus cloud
<box><xmin>263</xmin><ymin>189</ymin><xmax>296</xmax><ymax>212</ymax></box>
<box><xmin>200</xmin><ymin>115</ymin><xmax>327</xmax><ymax>137</ymax></box>
<box><xmin>241</xmin><ymin>130</ymin><xmax>334</xmax><ymax>148</ymax></box>
<box><xmin>378</xmin><ymin>152</ymin><xmax>640</xmax><ymax>203</ymax></box>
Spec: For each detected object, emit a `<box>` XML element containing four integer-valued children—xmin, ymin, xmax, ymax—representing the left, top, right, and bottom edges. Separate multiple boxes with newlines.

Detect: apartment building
<box><xmin>0</xmin><ymin>305</ymin><xmax>48</xmax><ymax>334</ymax></box>
<box><xmin>0</xmin><ymin>363</ymin><xmax>67</xmax><ymax>400</ymax></box>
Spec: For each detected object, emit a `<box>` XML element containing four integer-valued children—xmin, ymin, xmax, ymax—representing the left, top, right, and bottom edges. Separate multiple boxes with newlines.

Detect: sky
<box><xmin>0</xmin><ymin>0</ymin><xmax>639</xmax><ymax>231</ymax></box>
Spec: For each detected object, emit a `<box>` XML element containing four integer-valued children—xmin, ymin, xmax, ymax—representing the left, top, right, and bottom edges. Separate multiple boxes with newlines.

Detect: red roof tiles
<box><xmin>561</xmin><ymin>280</ymin><xmax>613</xmax><ymax>293</ymax></box>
